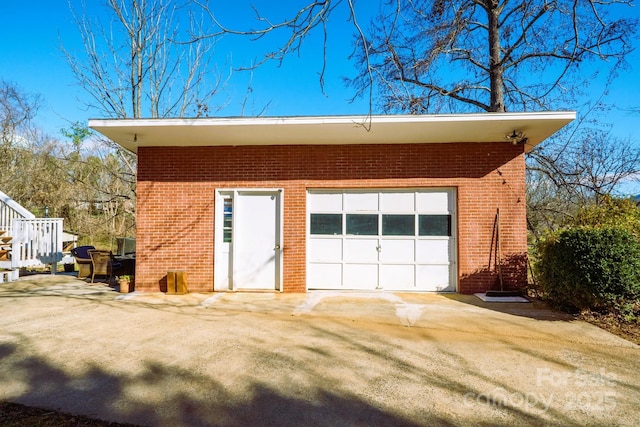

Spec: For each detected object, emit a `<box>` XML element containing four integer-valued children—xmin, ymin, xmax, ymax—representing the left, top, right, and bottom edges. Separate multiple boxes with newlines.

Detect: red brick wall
<box><xmin>135</xmin><ymin>142</ymin><xmax>527</xmax><ymax>294</ymax></box>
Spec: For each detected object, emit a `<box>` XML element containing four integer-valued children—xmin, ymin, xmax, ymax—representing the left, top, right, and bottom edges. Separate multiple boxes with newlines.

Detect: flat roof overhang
<box><xmin>89</xmin><ymin>112</ymin><xmax>576</xmax><ymax>154</ymax></box>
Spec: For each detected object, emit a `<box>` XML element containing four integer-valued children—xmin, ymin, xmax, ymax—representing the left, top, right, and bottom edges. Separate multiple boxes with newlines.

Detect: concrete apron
<box><xmin>0</xmin><ymin>274</ymin><xmax>638</xmax><ymax>427</ymax></box>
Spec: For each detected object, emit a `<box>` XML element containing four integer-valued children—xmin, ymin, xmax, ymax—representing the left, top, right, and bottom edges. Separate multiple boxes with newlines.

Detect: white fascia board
<box><xmin>89</xmin><ymin>112</ymin><xmax>576</xmax><ymax>154</ymax></box>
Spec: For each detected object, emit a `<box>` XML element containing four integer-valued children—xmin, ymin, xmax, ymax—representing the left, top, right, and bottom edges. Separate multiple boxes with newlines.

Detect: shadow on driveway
<box><xmin>0</xmin><ymin>275</ymin><xmax>638</xmax><ymax>426</ymax></box>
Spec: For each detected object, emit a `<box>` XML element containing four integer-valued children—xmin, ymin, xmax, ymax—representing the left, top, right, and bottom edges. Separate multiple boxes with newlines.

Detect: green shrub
<box><xmin>571</xmin><ymin>196</ymin><xmax>640</xmax><ymax>239</ymax></box>
<box><xmin>537</xmin><ymin>227</ymin><xmax>640</xmax><ymax>312</ymax></box>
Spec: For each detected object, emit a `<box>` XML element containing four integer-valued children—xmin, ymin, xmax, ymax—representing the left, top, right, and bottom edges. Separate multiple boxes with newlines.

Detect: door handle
<box><xmin>274</xmin><ymin>245</ymin><xmax>281</xmax><ymax>250</ymax></box>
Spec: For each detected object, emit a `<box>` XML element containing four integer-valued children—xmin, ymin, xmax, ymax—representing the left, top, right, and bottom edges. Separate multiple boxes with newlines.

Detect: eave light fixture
<box><xmin>505</xmin><ymin>130</ymin><xmax>528</xmax><ymax>145</ymax></box>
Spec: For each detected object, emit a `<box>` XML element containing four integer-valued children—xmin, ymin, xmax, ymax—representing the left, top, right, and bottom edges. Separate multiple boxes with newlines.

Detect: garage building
<box><xmin>89</xmin><ymin>113</ymin><xmax>574</xmax><ymax>294</ymax></box>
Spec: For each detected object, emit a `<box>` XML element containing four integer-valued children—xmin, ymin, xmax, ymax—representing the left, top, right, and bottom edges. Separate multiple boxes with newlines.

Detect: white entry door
<box><xmin>214</xmin><ymin>190</ymin><xmax>282</xmax><ymax>291</ymax></box>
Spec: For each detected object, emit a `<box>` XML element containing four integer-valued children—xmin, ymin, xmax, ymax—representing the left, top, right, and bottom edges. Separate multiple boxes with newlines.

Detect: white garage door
<box><xmin>307</xmin><ymin>189</ymin><xmax>456</xmax><ymax>291</ymax></box>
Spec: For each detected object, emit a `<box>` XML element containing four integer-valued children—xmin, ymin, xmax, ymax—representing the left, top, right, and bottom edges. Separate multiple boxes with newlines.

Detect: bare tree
<box><xmin>196</xmin><ymin>0</ymin><xmax>636</xmax><ymax>114</ymax></box>
<box><xmin>198</xmin><ymin>1</ymin><xmax>639</xmax><ymax>239</ymax></box>
<box><xmin>350</xmin><ymin>0</ymin><xmax>636</xmax><ymax>113</ymax></box>
<box><xmin>59</xmin><ymin>0</ymin><xmax>232</xmax><ymax>243</ymax></box>
<box><xmin>63</xmin><ymin>0</ymin><xmax>224</xmax><ymax>119</ymax></box>
<box><xmin>523</xmin><ymin>83</ymin><xmax>640</xmax><ymax>233</ymax></box>
<box><xmin>534</xmin><ymin>133</ymin><xmax>639</xmax><ymax>202</ymax></box>
<box><xmin>527</xmin><ymin>125</ymin><xmax>640</xmax><ymax>236</ymax></box>
<box><xmin>0</xmin><ymin>80</ymin><xmax>42</xmax><ymax>145</ymax></box>
<box><xmin>0</xmin><ymin>79</ymin><xmax>139</xmax><ymax>247</ymax></box>
<box><xmin>0</xmin><ymin>81</ymin><xmax>45</xmax><ymax>201</ymax></box>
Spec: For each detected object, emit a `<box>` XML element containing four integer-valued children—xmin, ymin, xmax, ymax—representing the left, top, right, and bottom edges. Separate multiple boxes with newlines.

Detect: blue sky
<box><xmin>1</xmin><ymin>0</ymin><xmax>638</xmax><ymax>143</ymax></box>
<box><xmin>1</xmin><ymin>1</ymin><xmax>373</xmax><ymax>135</ymax></box>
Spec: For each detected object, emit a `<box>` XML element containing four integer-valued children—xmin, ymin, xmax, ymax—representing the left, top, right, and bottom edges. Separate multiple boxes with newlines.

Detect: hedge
<box><xmin>537</xmin><ymin>227</ymin><xmax>640</xmax><ymax>312</ymax></box>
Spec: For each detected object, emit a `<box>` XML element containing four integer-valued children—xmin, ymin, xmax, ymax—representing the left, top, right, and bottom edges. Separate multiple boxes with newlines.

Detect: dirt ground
<box><xmin>1</xmin><ymin>274</ymin><xmax>638</xmax><ymax>426</ymax></box>
<box><xmin>579</xmin><ymin>311</ymin><xmax>640</xmax><ymax>346</ymax></box>
<box><xmin>0</xmin><ymin>401</ymin><xmax>135</xmax><ymax>426</ymax></box>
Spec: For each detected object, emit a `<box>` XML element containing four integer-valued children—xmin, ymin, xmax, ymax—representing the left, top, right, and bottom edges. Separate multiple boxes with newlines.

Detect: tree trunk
<box><xmin>487</xmin><ymin>1</ymin><xmax>505</xmax><ymax>112</ymax></box>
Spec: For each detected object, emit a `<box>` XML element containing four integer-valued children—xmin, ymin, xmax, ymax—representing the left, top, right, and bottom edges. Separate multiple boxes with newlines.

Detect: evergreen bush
<box><xmin>538</xmin><ymin>227</ymin><xmax>640</xmax><ymax>312</ymax></box>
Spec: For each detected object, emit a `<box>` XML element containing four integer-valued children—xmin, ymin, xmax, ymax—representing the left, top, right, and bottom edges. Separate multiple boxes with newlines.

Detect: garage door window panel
<box><xmin>310</xmin><ymin>213</ymin><xmax>342</xmax><ymax>235</ymax></box>
<box><xmin>346</xmin><ymin>214</ymin><xmax>378</xmax><ymax>235</ymax></box>
<box><xmin>382</xmin><ymin>214</ymin><xmax>415</xmax><ymax>236</ymax></box>
<box><xmin>419</xmin><ymin>215</ymin><xmax>452</xmax><ymax>236</ymax></box>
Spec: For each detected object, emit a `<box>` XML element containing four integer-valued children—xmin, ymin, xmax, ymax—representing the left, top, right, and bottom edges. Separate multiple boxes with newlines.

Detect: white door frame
<box><xmin>214</xmin><ymin>188</ymin><xmax>283</xmax><ymax>292</ymax></box>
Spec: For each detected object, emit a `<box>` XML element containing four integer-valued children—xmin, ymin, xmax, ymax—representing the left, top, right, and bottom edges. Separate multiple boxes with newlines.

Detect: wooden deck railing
<box><xmin>1</xmin><ymin>191</ymin><xmax>64</xmax><ymax>277</ymax></box>
<box><xmin>0</xmin><ymin>190</ymin><xmax>35</xmax><ymax>233</ymax></box>
<box><xmin>11</xmin><ymin>218</ymin><xmax>63</xmax><ymax>268</ymax></box>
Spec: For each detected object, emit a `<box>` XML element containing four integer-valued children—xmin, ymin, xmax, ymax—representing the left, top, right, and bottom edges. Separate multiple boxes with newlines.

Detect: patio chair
<box><xmin>88</xmin><ymin>249</ymin><xmax>122</xmax><ymax>284</ymax></box>
<box><xmin>70</xmin><ymin>245</ymin><xmax>95</xmax><ymax>279</ymax></box>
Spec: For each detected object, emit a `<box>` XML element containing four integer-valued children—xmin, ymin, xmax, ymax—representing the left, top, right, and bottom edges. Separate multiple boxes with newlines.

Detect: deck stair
<box><xmin>0</xmin><ymin>231</ymin><xmax>11</xmax><ymax>261</ymax></box>
<box><xmin>1</xmin><ymin>190</ymin><xmax>63</xmax><ymax>283</ymax></box>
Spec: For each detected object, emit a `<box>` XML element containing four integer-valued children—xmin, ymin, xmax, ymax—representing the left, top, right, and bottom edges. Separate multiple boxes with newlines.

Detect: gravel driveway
<box><xmin>0</xmin><ymin>274</ymin><xmax>638</xmax><ymax>426</ymax></box>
